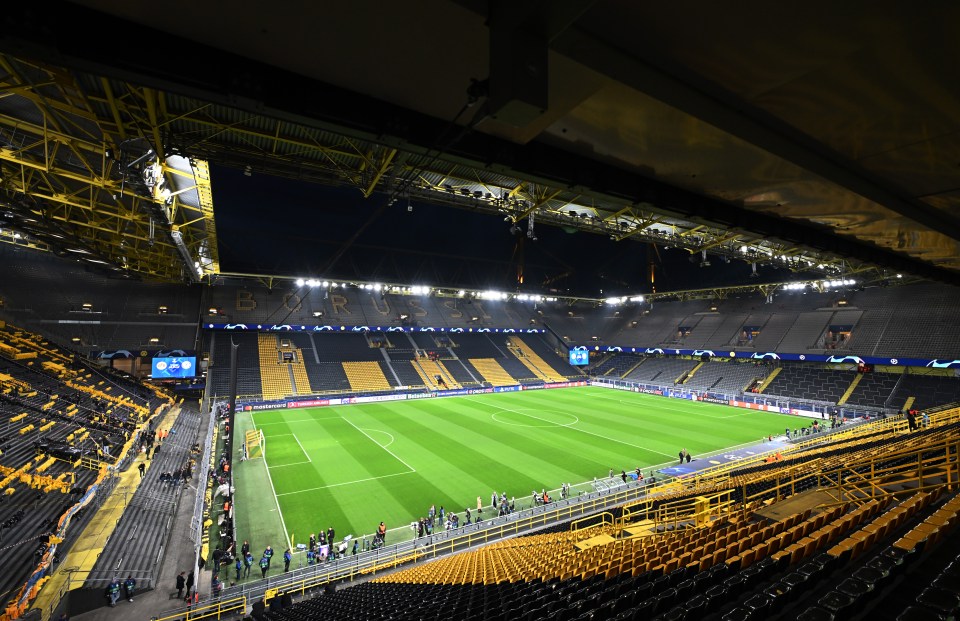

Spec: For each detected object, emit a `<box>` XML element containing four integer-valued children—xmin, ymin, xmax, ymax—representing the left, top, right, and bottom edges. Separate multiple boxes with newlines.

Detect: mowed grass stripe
<box><xmin>236</xmin><ymin>388</ymin><xmax>800</xmax><ymax>547</ymax></box>
<box><xmin>526</xmin><ymin>387</ymin><xmax>796</xmax><ymax>458</ymax></box>
<box><xmin>262</xmin><ymin>416</ymin><xmax>403</xmax><ymax>496</ymax></box>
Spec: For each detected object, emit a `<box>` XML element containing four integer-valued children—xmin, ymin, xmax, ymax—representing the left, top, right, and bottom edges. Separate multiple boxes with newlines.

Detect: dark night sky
<box><xmin>212</xmin><ymin>165</ymin><xmax>803</xmax><ymax>297</ymax></box>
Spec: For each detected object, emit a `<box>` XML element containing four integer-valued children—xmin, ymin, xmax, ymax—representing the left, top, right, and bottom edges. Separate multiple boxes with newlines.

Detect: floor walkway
<box><xmin>31</xmin><ymin>405</ymin><xmax>215</xmax><ymax>621</ymax></box>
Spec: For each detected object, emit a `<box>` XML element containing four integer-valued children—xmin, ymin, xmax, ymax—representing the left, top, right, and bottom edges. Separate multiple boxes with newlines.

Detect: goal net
<box><xmin>245</xmin><ymin>428</ymin><xmax>265</xmax><ymax>460</ymax></box>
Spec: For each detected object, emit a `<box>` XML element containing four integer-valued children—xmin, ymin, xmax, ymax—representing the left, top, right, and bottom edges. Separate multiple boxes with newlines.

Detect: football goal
<box><xmin>245</xmin><ymin>428</ymin><xmax>265</xmax><ymax>460</ymax></box>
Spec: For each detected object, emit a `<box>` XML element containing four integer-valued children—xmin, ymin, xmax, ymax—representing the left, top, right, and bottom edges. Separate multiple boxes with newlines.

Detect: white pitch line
<box><xmin>340</xmin><ymin>415</ymin><xmax>417</xmax><ymax>473</ymax></box>
<box><xmin>268</xmin><ymin>460</ymin><xmax>312</xmax><ymax>468</ymax></box>
<box><xmin>276</xmin><ymin>470</ymin><xmax>415</xmax><ymax>496</ymax></box>
<box><xmin>478</xmin><ymin>399</ymin><xmax>675</xmax><ymax>459</ymax></box>
<box><xmin>291</xmin><ymin>433</ymin><xmax>312</xmax><ymax>462</ymax></box>
<box><xmin>590</xmin><ymin>392</ymin><xmax>760</xmax><ymax>420</ymax></box>
<box><xmin>255</xmin><ymin>418</ymin><xmax>339</xmax><ymax>426</ymax></box>
<box><xmin>360</xmin><ymin>428</ymin><xmax>397</xmax><ymax>448</ymax></box>
<box><xmin>260</xmin><ymin>438</ymin><xmax>293</xmax><ymax>552</ymax></box>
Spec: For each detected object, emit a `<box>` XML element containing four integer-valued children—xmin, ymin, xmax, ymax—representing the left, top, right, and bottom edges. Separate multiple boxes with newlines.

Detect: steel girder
<box><xmin>0</xmin><ymin>53</ymin><xmax>219</xmax><ymax>282</ymax></box>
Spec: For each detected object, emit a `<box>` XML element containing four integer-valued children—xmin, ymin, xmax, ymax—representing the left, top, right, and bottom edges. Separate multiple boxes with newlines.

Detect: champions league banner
<box><xmin>205</xmin><ymin>323</ymin><xmax>545</xmax><ymax>334</ymax></box>
<box><xmin>591</xmin><ymin>346</ymin><xmax>960</xmax><ymax>369</ymax></box>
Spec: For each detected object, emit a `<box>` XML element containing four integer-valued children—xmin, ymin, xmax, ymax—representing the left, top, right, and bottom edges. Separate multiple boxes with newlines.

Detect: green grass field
<box><xmin>233</xmin><ymin>387</ymin><xmax>795</xmax><ymax>553</ymax></box>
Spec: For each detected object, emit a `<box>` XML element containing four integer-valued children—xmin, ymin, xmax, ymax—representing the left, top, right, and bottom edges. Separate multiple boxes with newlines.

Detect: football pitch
<box><xmin>232</xmin><ymin>387</ymin><xmax>795</xmax><ymax>552</ymax></box>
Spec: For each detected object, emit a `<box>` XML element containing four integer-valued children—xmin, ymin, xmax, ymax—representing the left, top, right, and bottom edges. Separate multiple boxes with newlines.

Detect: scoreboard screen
<box><xmin>568</xmin><ymin>349</ymin><xmax>589</xmax><ymax>366</ymax></box>
<box><xmin>151</xmin><ymin>356</ymin><xmax>197</xmax><ymax>378</ymax></box>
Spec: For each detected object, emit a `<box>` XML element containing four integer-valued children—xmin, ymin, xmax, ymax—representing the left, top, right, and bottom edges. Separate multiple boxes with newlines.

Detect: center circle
<box><xmin>490</xmin><ymin>408</ymin><xmax>580</xmax><ymax>428</ymax></box>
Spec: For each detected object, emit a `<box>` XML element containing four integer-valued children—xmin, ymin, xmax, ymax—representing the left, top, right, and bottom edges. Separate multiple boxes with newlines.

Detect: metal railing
<box><xmin>150</xmin><ymin>476</ymin><xmax>667</xmax><ymax>620</ymax></box>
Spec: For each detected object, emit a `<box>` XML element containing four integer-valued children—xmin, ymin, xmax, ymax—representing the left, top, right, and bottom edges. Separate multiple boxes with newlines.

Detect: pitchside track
<box><xmin>232</xmin><ymin>387</ymin><xmax>795</xmax><ymax>552</ymax></box>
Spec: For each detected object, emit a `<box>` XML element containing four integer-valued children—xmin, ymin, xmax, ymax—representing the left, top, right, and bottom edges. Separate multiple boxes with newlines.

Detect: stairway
<box><xmin>837</xmin><ymin>373</ymin><xmax>863</xmax><ymax>406</ymax></box>
<box><xmin>679</xmin><ymin>361</ymin><xmax>705</xmax><ymax>384</ymax></box>
<box><xmin>411</xmin><ymin>359</ymin><xmax>441</xmax><ymax>390</ymax></box>
<box><xmin>620</xmin><ymin>358</ymin><xmax>646</xmax><ymax>379</ymax></box>
<box><xmin>258</xmin><ymin>334</ymin><xmax>293</xmax><ymax>400</ymax></box>
<box><xmin>755</xmin><ymin>367</ymin><xmax>782</xmax><ymax>394</ymax></box>
<box><xmin>290</xmin><ymin>349</ymin><xmax>313</xmax><ymax>395</ymax></box>
<box><xmin>418</xmin><ymin>358</ymin><xmax>461</xmax><ymax>389</ymax></box>
<box><xmin>507</xmin><ymin>337</ymin><xmax>566</xmax><ymax>382</ymax></box>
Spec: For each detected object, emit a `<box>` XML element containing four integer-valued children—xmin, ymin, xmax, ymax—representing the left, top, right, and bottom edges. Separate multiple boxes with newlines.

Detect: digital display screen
<box><xmin>568</xmin><ymin>349</ymin><xmax>589</xmax><ymax>366</ymax></box>
<box><xmin>151</xmin><ymin>356</ymin><xmax>197</xmax><ymax>378</ymax></box>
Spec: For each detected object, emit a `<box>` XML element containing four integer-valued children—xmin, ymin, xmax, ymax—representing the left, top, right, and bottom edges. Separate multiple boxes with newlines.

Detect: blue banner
<box><xmin>205</xmin><ymin>323</ymin><xmax>544</xmax><ymax>334</ymax></box>
<box><xmin>92</xmin><ymin>348</ymin><xmax>194</xmax><ymax>359</ymax></box>
<box><xmin>591</xmin><ymin>346</ymin><xmax>960</xmax><ymax>369</ymax></box>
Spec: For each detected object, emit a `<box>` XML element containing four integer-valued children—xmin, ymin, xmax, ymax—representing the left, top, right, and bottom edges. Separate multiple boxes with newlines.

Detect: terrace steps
<box><xmin>755</xmin><ymin>367</ymin><xmax>782</xmax><ymax>393</ymax></box>
<box><xmin>342</xmin><ymin>361</ymin><xmax>393</xmax><ymax>392</ymax></box>
<box><xmin>507</xmin><ymin>337</ymin><xmax>566</xmax><ymax>382</ymax></box>
<box><xmin>258</xmin><ymin>334</ymin><xmax>293</xmax><ymax>400</ymax></box>
<box><xmin>469</xmin><ymin>358</ymin><xmax>515</xmax><ymax>386</ymax></box>
<box><xmin>837</xmin><ymin>372</ymin><xmax>863</xmax><ymax>406</ymax></box>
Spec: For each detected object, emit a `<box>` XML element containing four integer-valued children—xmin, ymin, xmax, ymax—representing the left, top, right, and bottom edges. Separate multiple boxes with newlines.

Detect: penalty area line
<box><xmin>276</xmin><ymin>470</ymin><xmax>415</xmax><ymax>496</ymax></box>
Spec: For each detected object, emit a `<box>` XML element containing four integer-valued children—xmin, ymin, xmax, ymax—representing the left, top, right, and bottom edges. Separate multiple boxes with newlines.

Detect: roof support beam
<box><xmin>4</xmin><ymin>3</ymin><xmax>958</xmax><ymax>285</ymax></box>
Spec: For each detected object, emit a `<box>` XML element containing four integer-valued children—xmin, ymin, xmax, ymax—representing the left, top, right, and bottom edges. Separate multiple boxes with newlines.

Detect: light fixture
<box><xmin>170</xmin><ymin>228</ymin><xmax>202</xmax><ymax>283</ymax></box>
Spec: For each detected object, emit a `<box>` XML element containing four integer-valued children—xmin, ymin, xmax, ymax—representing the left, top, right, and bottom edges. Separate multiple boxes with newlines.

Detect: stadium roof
<box><xmin>1</xmin><ymin>1</ymin><xmax>959</xmax><ymax>295</ymax></box>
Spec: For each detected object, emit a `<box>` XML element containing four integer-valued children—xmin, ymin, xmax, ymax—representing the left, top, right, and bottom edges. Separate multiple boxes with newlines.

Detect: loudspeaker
<box><xmin>325</xmin><ymin>583</ymin><xmax>337</xmax><ymax>595</ymax></box>
<box><xmin>701</xmin><ymin>353</ymin><xmax>711</xmax><ymax>362</ymax></box>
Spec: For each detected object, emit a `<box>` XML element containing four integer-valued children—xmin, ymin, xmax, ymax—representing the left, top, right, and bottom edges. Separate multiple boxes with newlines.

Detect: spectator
<box><xmin>176</xmin><ymin>571</ymin><xmax>186</xmax><ymax>599</ymax></box>
<box><xmin>123</xmin><ymin>575</ymin><xmax>136</xmax><ymax>602</ymax></box>
<box><xmin>106</xmin><ymin>577</ymin><xmax>121</xmax><ymax>607</ymax></box>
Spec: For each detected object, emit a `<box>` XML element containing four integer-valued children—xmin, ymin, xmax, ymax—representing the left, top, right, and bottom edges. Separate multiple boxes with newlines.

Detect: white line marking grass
<box><xmin>340</xmin><ymin>415</ymin><xmax>416</xmax><ymax>473</ymax></box>
<box><xmin>275</xmin><ymin>471</ymin><xmax>415</xmax><ymax>496</ymax></box>
<box><xmin>360</xmin><ymin>428</ymin><xmax>397</xmax><ymax>448</ymax></box>
<box><xmin>268</xmin><ymin>461</ymin><xmax>312</xmax><ymax>468</ymax></box>
<box><xmin>292</xmin><ymin>433</ymin><xmax>312</xmax><ymax>462</ymax></box>
<box><xmin>260</xmin><ymin>438</ymin><xmax>293</xmax><ymax>551</ymax></box>
<box><xmin>254</xmin><ymin>417</ymin><xmax>340</xmax><ymax>426</ymax></box>
<box><xmin>590</xmin><ymin>392</ymin><xmax>764</xmax><ymax>420</ymax></box>
<box><xmin>477</xmin><ymin>398</ymin><xmax>676</xmax><ymax>459</ymax></box>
